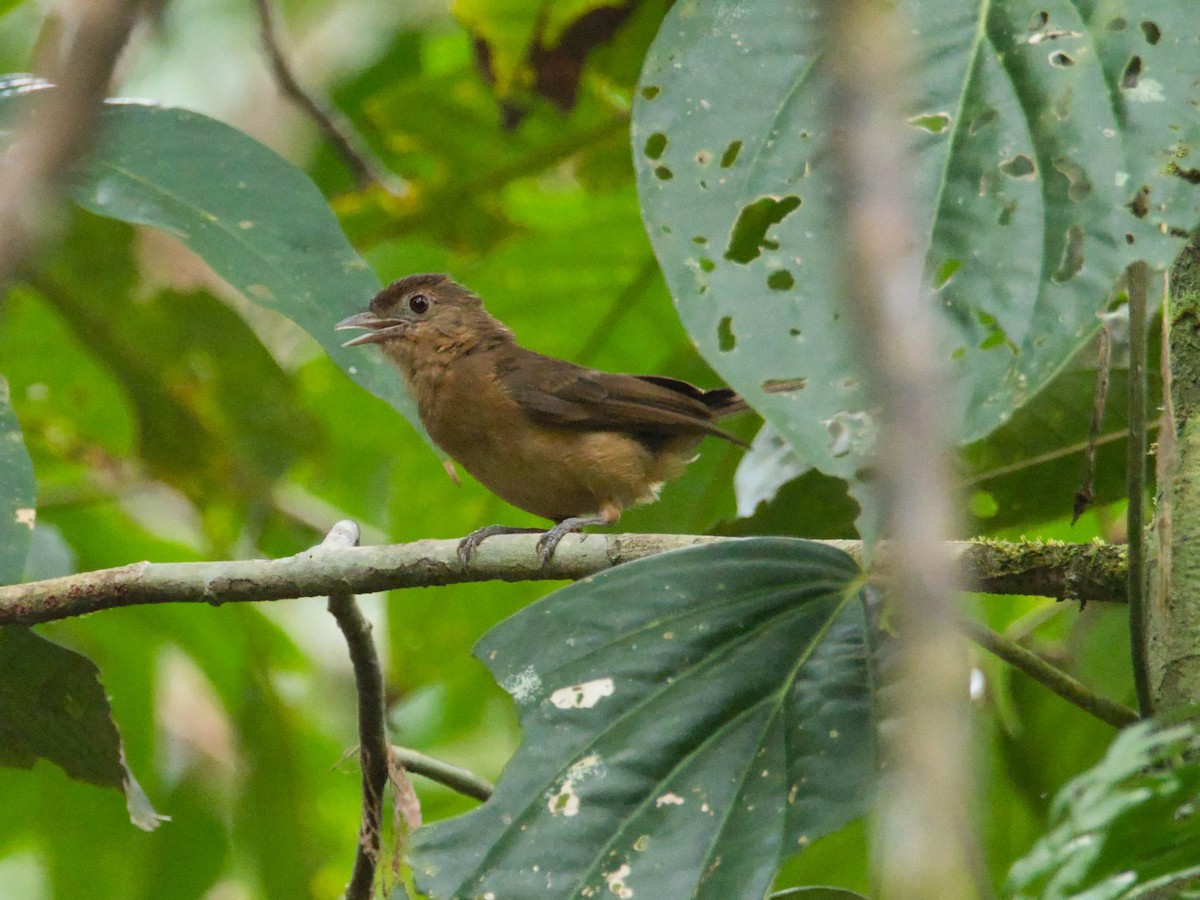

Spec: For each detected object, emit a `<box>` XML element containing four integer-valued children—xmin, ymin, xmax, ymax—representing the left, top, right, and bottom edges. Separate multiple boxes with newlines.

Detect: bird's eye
<box><xmin>408</xmin><ymin>294</ymin><xmax>430</xmax><ymax>315</ymax></box>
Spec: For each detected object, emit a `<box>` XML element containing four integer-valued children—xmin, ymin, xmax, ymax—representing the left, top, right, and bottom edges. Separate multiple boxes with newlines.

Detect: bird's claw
<box><xmin>456</xmin><ymin>532</ymin><xmax>486</xmax><ymax>567</ymax></box>
<box><xmin>535</xmin><ymin>530</ymin><xmax>564</xmax><ymax>566</ymax></box>
<box><xmin>457</xmin><ymin>525</ymin><xmax>544</xmax><ymax>567</ymax></box>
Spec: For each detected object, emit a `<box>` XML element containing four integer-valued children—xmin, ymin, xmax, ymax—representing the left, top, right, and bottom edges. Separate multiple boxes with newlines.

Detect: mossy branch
<box><xmin>0</xmin><ymin>534</ymin><xmax>1126</xmax><ymax>627</ymax></box>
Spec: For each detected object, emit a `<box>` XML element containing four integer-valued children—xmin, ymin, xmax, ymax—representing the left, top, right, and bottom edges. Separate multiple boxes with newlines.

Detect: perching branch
<box><xmin>0</xmin><ymin>535</ymin><xmax>1128</xmax><ymax>627</ymax></box>
<box><xmin>959</xmin><ymin>618</ymin><xmax>1138</xmax><ymax>729</ymax></box>
<box><xmin>322</xmin><ymin>521</ymin><xmax>389</xmax><ymax>900</ymax></box>
<box><xmin>250</xmin><ymin>0</ymin><xmax>405</xmax><ymax>197</ymax></box>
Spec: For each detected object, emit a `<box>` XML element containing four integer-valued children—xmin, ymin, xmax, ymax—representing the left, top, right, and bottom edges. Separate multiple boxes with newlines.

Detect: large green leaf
<box><xmin>0</xmin><ymin>76</ymin><xmax>421</xmax><ymax>437</ymax></box>
<box><xmin>632</xmin><ymin>0</ymin><xmax>1199</xmax><ymax>493</ymax></box>
<box><xmin>412</xmin><ymin>539</ymin><xmax>874</xmax><ymax>900</ymax></box>
<box><xmin>1006</xmin><ymin>717</ymin><xmax>1200</xmax><ymax>899</ymax></box>
<box><xmin>0</xmin><ymin>375</ymin><xmax>34</xmax><ymax>584</ymax></box>
<box><xmin>0</xmin><ymin>626</ymin><xmax>161</xmax><ymax>830</ymax></box>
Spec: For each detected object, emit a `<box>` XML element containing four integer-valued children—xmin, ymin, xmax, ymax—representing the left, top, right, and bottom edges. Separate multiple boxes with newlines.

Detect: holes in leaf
<box><xmin>932</xmin><ymin>258</ymin><xmax>961</xmax><ymax>289</ymax></box>
<box><xmin>908</xmin><ymin>112</ymin><xmax>951</xmax><ymax>134</ymax></box>
<box><xmin>975</xmin><ymin>310</ymin><xmax>1015</xmax><ymax>353</ymax></box>
<box><xmin>1000</xmin><ymin>155</ymin><xmax>1036</xmax><ymax>179</ymax></box>
<box><xmin>1173</xmin><ymin>165</ymin><xmax>1200</xmax><ymax>185</ymax></box>
<box><xmin>1049</xmin><ymin>51</ymin><xmax>1075</xmax><ymax>67</ymax></box>
<box><xmin>1108</xmin><ymin>17</ymin><xmax>1127</xmax><ymax>30</ymax></box>
<box><xmin>1122</xmin><ymin>56</ymin><xmax>1142</xmax><ymax>89</ymax></box>
<box><xmin>1141</xmin><ymin>21</ymin><xmax>1161</xmax><ymax>44</ymax></box>
<box><xmin>1053</xmin><ymin>158</ymin><xmax>1092</xmax><ymax>201</ymax></box>
<box><xmin>644</xmin><ymin>132</ymin><xmax>667</xmax><ymax>160</ymax></box>
<box><xmin>1029</xmin><ymin>10</ymin><xmax>1049</xmax><ymax>30</ymax></box>
<box><xmin>762</xmin><ymin>378</ymin><xmax>806</xmax><ymax>393</ymax></box>
<box><xmin>1053</xmin><ymin>86</ymin><xmax>1073</xmax><ymax>121</ymax></box>
<box><xmin>654</xmin><ymin>166</ymin><xmax>674</xmax><ymax>181</ymax></box>
<box><xmin>767</xmin><ymin>269</ymin><xmax>795</xmax><ymax>291</ymax></box>
<box><xmin>720</xmin><ymin>140</ymin><xmax>743</xmax><ymax>168</ymax></box>
<box><xmin>788</xmin><ymin>327</ymin><xmax>802</xmax><ymax>338</ymax></box>
<box><xmin>695</xmin><ymin>149</ymin><xmax>712</xmax><ymax>165</ymax></box>
<box><xmin>998</xmin><ymin>199</ymin><xmax>1017</xmax><ymax>226</ymax></box>
<box><xmin>950</xmin><ymin>346</ymin><xmax>967</xmax><ymax>361</ymax></box>
<box><xmin>692</xmin><ymin>235</ymin><xmax>708</xmax><ymax>245</ymax></box>
<box><xmin>1052</xmin><ymin>225</ymin><xmax>1085</xmax><ymax>282</ymax></box>
<box><xmin>724</xmin><ymin>195</ymin><xmax>801</xmax><ymax>264</ymax></box>
<box><xmin>967</xmin><ymin>107</ymin><xmax>998</xmax><ymax>135</ymax></box>
<box><xmin>641</xmin><ymin>85</ymin><xmax>661</xmax><ymax>100</ymax></box>
<box><xmin>717</xmin><ymin>316</ymin><xmax>736</xmax><ymax>352</ymax></box>
<box><xmin>1128</xmin><ymin>185</ymin><xmax>1150</xmax><ymax>218</ymax></box>
<box><xmin>697</xmin><ymin>257</ymin><xmax>715</xmax><ymax>272</ymax></box>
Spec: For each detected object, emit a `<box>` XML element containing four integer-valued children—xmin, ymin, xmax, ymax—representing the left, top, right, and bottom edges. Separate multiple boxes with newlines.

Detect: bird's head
<box><xmin>336</xmin><ymin>273</ymin><xmax>512</xmax><ymax>367</ymax></box>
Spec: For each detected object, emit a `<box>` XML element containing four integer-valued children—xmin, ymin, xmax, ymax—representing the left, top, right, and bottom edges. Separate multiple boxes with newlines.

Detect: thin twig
<box><xmin>0</xmin><ymin>535</ymin><xmax>1131</xmax><ymax>627</ymax></box>
<box><xmin>0</xmin><ymin>0</ymin><xmax>143</xmax><ymax>285</ymax></box>
<box><xmin>322</xmin><ymin>520</ymin><xmax>389</xmax><ymax>900</ymax></box>
<box><xmin>250</xmin><ymin>0</ymin><xmax>405</xmax><ymax>197</ymax></box>
<box><xmin>1127</xmin><ymin>262</ymin><xmax>1152</xmax><ymax>716</ymax></box>
<box><xmin>391</xmin><ymin>745</ymin><xmax>494</xmax><ymax>803</ymax></box>
<box><xmin>960</xmin><ymin>618</ymin><xmax>1138</xmax><ymax>729</ymax></box>
<box><xmin>1073</xmin><ymin>324</ymin><xmax>1112</xmax><ymax>523</ymax></box>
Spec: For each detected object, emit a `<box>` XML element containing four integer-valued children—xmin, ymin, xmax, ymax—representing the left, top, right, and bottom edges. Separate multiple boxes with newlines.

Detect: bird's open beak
<box><xmin>335</xmin><ymin>311</ymin><xmax>408</xmax><ymax>347</ymax></box>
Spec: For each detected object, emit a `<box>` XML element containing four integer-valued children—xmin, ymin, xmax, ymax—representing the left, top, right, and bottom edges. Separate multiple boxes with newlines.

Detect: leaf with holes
<box><xmin>411</xmin><ymin>539</ymin><xmax>874</xmax><ymax>900</ymax></box>
<box><xmin>0</xmin><ymin>376</ymin><xmax>34</xmax><ymax>585</ymax></box>
<box><xmin>0</xmin><ymin>76</ymin><xmax>423</xmax><ymax>438</ymax></box>
<box><xmin>633</xmin><ymin>0</ymin><xmax>1199</xmax><ymax>499</ymax></box>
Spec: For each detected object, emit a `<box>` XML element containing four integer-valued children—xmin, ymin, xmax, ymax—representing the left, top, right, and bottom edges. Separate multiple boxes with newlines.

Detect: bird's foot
<box><xmin>457</xmin><ymin>525</ymin><xmax>543</xmax><ymax>566</ymax></box>
<box><xmin>534</xmin><ymin>513</ymin><xmax>612</xmax><ymax>566</ymax></box>
<box><xmin>534</xmin><ymin>523</ymin><xmax>575</xmax><ymax>567</ymax></box>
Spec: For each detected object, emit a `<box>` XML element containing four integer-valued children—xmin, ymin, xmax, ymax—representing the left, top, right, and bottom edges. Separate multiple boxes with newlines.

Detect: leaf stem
<box><xmin>959</xmin><ymin>618</ymin><xmax>1137</xmax><ymax>729</ymax></box>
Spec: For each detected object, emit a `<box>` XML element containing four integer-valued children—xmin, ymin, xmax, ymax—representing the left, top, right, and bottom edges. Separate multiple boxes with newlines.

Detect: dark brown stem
<box><xmin>321</xmin><ymin>521</ymin><xmax>389</xmax><ymax>900</ymax></box>
<box><xmin>250</xmin><ymin>0</ymin><xmax>405</xmax><ymax>197</ymax></box>
<box><xmin>1073</xmin><ymin>324</ymin><xmax>1112</xmax><ymax>523</ymax></box>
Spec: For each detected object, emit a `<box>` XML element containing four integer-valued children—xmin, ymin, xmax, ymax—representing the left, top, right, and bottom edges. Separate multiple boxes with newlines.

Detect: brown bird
<box><xmin>336</xmin><ymin>273</ymin><xmax>750</xmax><ymax>564</ymax></box>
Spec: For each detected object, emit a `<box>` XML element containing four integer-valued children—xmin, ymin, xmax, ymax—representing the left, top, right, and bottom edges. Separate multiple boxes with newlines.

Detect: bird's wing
<box><xmin>497</xmin><ymin>351</ymin><xmax>745</xmax><ymax>444</ymax></box>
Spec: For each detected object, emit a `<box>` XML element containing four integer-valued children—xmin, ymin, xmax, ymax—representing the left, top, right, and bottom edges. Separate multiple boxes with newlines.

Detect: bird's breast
<box><xmin>412</xmin><ymin>356</ymin><xmax>690</xmax><ymax>521</ymax></box>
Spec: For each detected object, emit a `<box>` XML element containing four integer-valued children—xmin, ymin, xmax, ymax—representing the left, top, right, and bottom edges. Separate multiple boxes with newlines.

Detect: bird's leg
<box><xmin>535</xmin><ymin>504</ymin><xmax>621</xmax><ymax>566</ymax></box>
<box><xmin>457</xmin><ymin>525</ymin><xmax>544</xmax><ymax>566</ymax></box>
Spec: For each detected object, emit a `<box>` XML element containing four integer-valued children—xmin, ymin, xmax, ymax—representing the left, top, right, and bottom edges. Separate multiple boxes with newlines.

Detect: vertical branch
<box><xmin>322</xmin><ymin>520</ymin><xmax>390</xmax><ymax>900</ymax></box>
<box><xmin>0</xmin><ymin>0</ymin><xmax>143</xmax><ymax>285</ymax></box>
<box><xmin>1151</xmin><ymin>233</ymin><xmax>1200</xmax><ymax>713</ymax></box>
<box><xmin>1126</xmin><ymin>262</ymin><xmax>1152</xmax><ymax>716</ymax></box>
<box><xmin>821</xmin><ymin>1</ymin><xmax>980</xmax><ymax>897</ymax></box>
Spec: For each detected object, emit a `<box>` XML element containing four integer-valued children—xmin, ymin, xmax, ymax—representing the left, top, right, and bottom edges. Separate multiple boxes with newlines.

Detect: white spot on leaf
<box><xmin>1126</xmin><ymin>78</ymin><xmax>1165</xmax><ymax>102</ymax></box>
<box><xmin>550</xmin><ymin>677</ymin><xmax>614</xmax><ymax>709</ymax></box>
<box><xmin>503</xmin><ymin>665</ymin><xmax>542</xmax><ymax>704</ymax></box>
<box><xmin>604</xmin><ymin>863</ymin><xmax>633</xmax><ymax>898</ymax></box>
<box><xmin>655</xmin><ymin>792</ymin><xmax>685</xmax><ymax>808</ymax></box>
<box><xmin>15</xmin><ymin>508</ymin><xmax>34</xmax><ymax>528</ymax></box>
